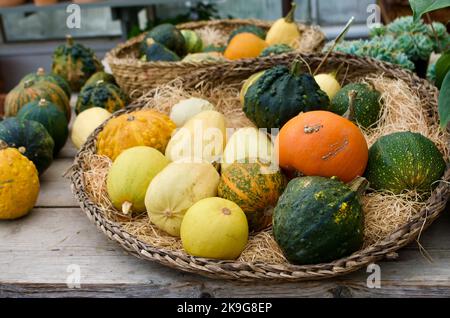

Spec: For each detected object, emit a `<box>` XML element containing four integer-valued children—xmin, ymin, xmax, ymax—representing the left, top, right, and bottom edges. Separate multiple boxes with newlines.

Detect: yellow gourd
<box><xmin>107</xmin><ymin>146</ymin><xmax>169</xmax><ymax>214</ymax></box>
<box><xmin>222</xmin><ymin>127</ymin><xmax>274</xmax><ymax>171</ymax></box>
<box><xmin>145</xmin><ymin>162</ymin><xmax>220</xmax><ymax>236</ymax></box>
<box><xmin>165</xmin><ymin>110</ymin><xmax>226</xmax><ymax>163</ymax></box>
<box><xmin>265</xmin><ymin>3</ymin><xmax>301</xmax><ymax>47</ymax></box>
<box><xmin>180</xmin><ymin>197</ymin><xmax>249</xmax><ymax>259</ymax></box>
<box><xmin>0</xmin><ymin>141</ymin><xmax>40</xmax><ymax>220</ymax></box>
<box><xmin>169</xmin><ymin>98</ymin><xmax>215</xmax><ymax>127</ymax></box>
<box><xmin>314</xmin><ymin>73</ymin><xmax>341</xmax><ymax>100</ymax></box>
<box><xmin>71</xmin><ymin>107</ymin><xmax>111</xmax><ymax>149</ymax></box>
<box><xmin>97</xmin><ymin>109</ymin><xmax>176</xmax><ymax>160</ymax></box>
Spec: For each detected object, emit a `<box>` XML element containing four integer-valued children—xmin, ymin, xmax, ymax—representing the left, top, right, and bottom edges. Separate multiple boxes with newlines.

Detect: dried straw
<box><xmin>81</xmin><ymin>73</ymin><xmax>448</xmax><ymax>264</ymax></box>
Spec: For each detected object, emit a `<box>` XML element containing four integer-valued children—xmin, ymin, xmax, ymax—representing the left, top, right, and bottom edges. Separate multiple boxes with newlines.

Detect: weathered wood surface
<box><xmin>1</xmin><ymin>141</ymin><xmax>450</xmax><ymax>298</ymax></box>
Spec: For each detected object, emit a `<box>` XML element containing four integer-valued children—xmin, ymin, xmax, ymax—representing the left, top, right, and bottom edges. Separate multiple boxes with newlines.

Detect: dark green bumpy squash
<box><xmin>0</xmin><ymin>118</ymin><xmax>54</xmax><ymax>174</ymax></box>
<box><xmin>365</xmin><ymin>131</ymin><xmax>446</xmax><ymax>193</ymax></box>
<box><xmin>76</xmin><ymin>80</ymin><xmax>128</xmax><ymax>114</ymax></box>
<box><xmin>243</xmin><ymin>61</ymin><xmax>329</xmax><ymax>129</ymax></box>
<box><xmin>141</xmin><ymin>23</ymin><xmax>186</xmax><ymax>57</ymax></box>
<box><xmin>52</xmin><ymin>35</ymin><xmax>104</xmax><ymax>92</ymax></box>
<box><xmin>143</xmin><ymin>40</ymin><xmax>181</xmax><ymax>62</ymax></box>
<box><xmin>273</xmin><ymin>176</ymin><xmax>366</xmax><ymax>265</ymax></box>
<box><xmin>16</xmin><ymin>99</ymin><xmax>68</xmax><ymax>156</ymax></box>
<box><xmin>329</xmin><ymin>83</ymin><xmax>381</xmax><ymax>128</ymax></box>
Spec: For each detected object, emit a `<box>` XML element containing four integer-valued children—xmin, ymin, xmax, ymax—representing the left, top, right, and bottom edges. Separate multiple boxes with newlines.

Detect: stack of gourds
<box><xmin>140</xmin><ymin>4</ymin><xmax>302</xmax><ymax>63</ymax></box>
<box><xmin>0</xmin><ymin>35</ymin><xmax>127</xmax><ymax>220</ymax></box>
<box><xmin>96</xmin><ymin>59</ymin><xmax>445</xmax><ymax>265</ymax></box>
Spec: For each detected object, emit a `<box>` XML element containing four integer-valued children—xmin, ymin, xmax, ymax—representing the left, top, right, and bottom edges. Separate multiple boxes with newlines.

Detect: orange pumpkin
<box><xmin>276</xmin><ymin>111</ymin><xmax>368</xmax><ymax>182</ymax></box>
<box><xmin>224</xmin><ymin>32</ymin><xmax>267</xmax><ymax>60</ymax></box>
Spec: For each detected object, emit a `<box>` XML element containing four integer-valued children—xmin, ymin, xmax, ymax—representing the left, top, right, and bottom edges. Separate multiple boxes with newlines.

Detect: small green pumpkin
<box><xmin>180</xmin><ymin>30</ymin><xmax>203</xmax><ymax>53</ymax></box>
<box><xmin>21</xmin><ymin>67</ymin><xmax>72</xmax><ymax>99</ymax></box>
<box><xmin>84</xmin><ymin>71</ymin><xmax>117</xmax><ymax>88</ymax></box>
<box><xmin>218</xmin><ymin>161</ymin><xmax>286</xmax><ymax>231</ymax></box>
<box><xmin>143</xmin><ymin>39</ymin><xmax>181</xmax><ymax>62</ymax></box>
<box><xmin>260</xmin><ymin>44</ymin><xmax>293</xmax><ymax>57</ymax></box>
<box><xmin>365</xmin><ymin>131</ymin><xmax>446</xmax><ymax>193</ymax></box>
<box><xmin>17</xmin><ymin>99</ymin><xmax>68</xmax><ymax>156</ymax></box>
<box><xmin>141</xmin><ymin>23</ymin><xmax>186</xmax><ymax>57</ymax></box>
<box><xmin>243</xmin><ymin>61</ymin><xmax>329</xmax><ymax>129</ymax></box>
<box><xmin>75</xmin><ymin>80</ymin><xmax>128</xmax><ymax>114</ymax></box>
<box><xmin>273</xmin><ymin>176</ymin><xmax>366</xmax><ymax>265</ymax></box>
<box><xmin>0</xmin><ymin>118</ymin><xmax>54</xmax><ymax>174</ymax></box>
<box><xmin>228</xmin><ymin>25</ymin><xmax>266</xmax><ymax>43</ymax></box>
<box><xmin>52</xmin><ymin>35</ymin><xmax>104</xmax><ymax>92</ymax></box>
<box><xmin>4</xmin><ymin>79</ymin><xmax>71</xmax><ymax>121</ymax></box>
<box><xmin>329</xmin><ymin>83</ymin><xmax>382</xmax><ymax>128</ymax></box>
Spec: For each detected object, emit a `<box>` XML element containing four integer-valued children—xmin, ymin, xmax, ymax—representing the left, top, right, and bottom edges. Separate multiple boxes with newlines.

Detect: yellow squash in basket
<box><xmin>145</xmin><ymin>162</ymin><xmax>220</xmax><ymax>236</ymax></box>
<box><xmin>265</xmin><ymin>3</ymin><xmax>301</xmax><ymax>47</ymax></box>
<box><xmin>0</xmin><ymin>141</ymin><xmax>40</xmax><ymax>220</ymax></box>
<box><xmin>107</xmin><ymin>146</ymin><xmax>169</xmax><ymax>214</ymax></box>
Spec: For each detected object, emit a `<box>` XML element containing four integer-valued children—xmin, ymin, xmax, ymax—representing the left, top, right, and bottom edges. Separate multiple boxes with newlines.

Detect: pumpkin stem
<box><xmin>290</xmin><ymin>60</ymin><xmax>302</xmax><ymax>76</ymax></box>
<box><xmin>66</xmin><ymin>34</ymin><xmax>74</xmax><ymax>46</ymax></box>
<box><xmin>0</xmin><ymin>140</ymin><xmax>8</xmax><ymax>151</ymax></box>
<box><xmin>23</xmin><ymin>79</ymin><xmax>34</xmax><ymax>88</ymax></box>
<box><xmin>18</xmin><ymin>146</ymin><xmax>26</xmax><ymax>154</ymax></box>
<box><xmin>122</xmin><ymin>201</ymin><xmax>132</xmax><ymax>215</ymax></box>
<box><xmin>343</xmin><ymin>90</ymin><xmax>357</xmax><ymax>122</ymax></box>
<box><xmin>146</xmin><ymin>38</ymin><xmax>155</xmax><ymax>46</ymax></box>
<box><xmin>222</xmin><ymin>208</ymin><xmax>231</xmax><ymax>215</ymax></box>
<box><xmin>38</xmin><ymin>98</ymin><xmax>47</xmax><ymax>107</ymax></box>
<box><xmin>36</xmin><ymin>67</ymin><xmax>46</xmax><ymax>76</ymax></box>
<box><xmin>284</xmin><ymin>2</ymin><xmax>297</xmax><ymax>23</ymax></box>
<box><xmin>348</xmin><ymin>177</ymin><xmax>369</xmax><ymax>196</ymax></box>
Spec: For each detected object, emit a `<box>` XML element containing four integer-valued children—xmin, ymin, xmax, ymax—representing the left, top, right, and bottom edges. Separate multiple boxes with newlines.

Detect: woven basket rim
<box><xmin>70</xmin><ymin>53</ymin><xmax>450</xmax><ymax>281</ymax></box>
<box><xmin>105</xmin><ymin>18</ymin><xmax>325</xmax><ymax>68</ymax></box>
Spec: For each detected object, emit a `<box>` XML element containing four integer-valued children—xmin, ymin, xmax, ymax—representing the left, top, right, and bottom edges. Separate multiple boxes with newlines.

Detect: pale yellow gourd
<box><xmin>165</xmin><ymin>110</ymin><xmax>226</xmax><ymax>163</ymax></box>
<box><xmin>222</xmin><ymin>127</ymin><xmax>274</xmax><ymax>171</ymax></box>
<box><xmin>107</xmin><ymin>146</ymin><xmax>169</xmax><ymax>214</ymax></box>
<box><xmin>265</xmin><ymin>3</ymin><xmax>301</xmax><ymax>47</ymax></box>
<box><xmin>71</xmin><ymin>107</ymin><xmax>111</xmax><ymax>149</ymax></box>
<box><xmin>180</xmin><ymin>197</ymin><xmax>249</xmax><ymax>260</ymax></box>
<box><xmin>145</xmin><ymin>162</ymin><xmax>220</xmax><ymax>236</ymax></box>
<box><xmin>0</xmin><ymin>141</ymin><xmax>40</xmax><ymax>220</ymax></box>
<box><xmin>169</xmin><ymin>97</ymin><xmax>215</xmax><ymax>127</ymax></box>
<box><xmin>314</xmin><ymin>72</ymin><xmax>341</xmax><ymax>100</ymax></box>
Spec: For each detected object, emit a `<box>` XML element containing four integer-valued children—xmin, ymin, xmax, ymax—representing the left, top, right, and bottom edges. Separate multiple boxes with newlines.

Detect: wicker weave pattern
<box><xmin>71</xmin><ymin>53</ymin><xmax>450</xmax><ymax>281</ymax></box>
<box><xmin>106</xmin><ymin>19</ymin><xmax>325</xmax><ymax>96</ymax></box>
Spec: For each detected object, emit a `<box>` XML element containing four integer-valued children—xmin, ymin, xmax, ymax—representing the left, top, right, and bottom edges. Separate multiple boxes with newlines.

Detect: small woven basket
<box><xmin>70</xmin><ymin>52</ymin><xmax>450</xmax><ymax>281</ymax></box>
<box><xmin>106</xmin><ymin>19</ymin><xmax>325</xmax><ymax>96</ymax></box>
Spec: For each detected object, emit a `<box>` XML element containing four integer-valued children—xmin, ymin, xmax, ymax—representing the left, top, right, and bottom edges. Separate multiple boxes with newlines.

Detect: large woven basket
<box><xmin>106</xmin><ymin>19</ymin><xmax>325</xmax><ymax>96</ymax></box>
<box><xmin>70</xmin><ymin>52</ymin><xmax>450</xmax><ymax>281</ymax></box>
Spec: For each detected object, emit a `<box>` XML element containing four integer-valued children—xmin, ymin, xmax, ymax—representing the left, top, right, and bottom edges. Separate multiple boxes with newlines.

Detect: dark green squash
<box><xmin>143</xmin><ymin>40</ymin><xmax>181</xmax><ymax>62</ymax></box>
<box><xmin>21</xmin><ymin>67</ymin><xmax>72</xmax><ymax>99</ymax></box>
<box><xmin>273</xmin><ymin>176</ymin><xmax>366</xmax><ymax>265</ymax></box>
<box><xmin>329</xmin><ymin>83</ymin><xmax>381</xmax><ymax>128</ymax></box>
<box><xmin>0</xmin><ymin>118</ymin><xmax>54</xmax><ymax>174</ymax></box>
<box><xmin>243</xmin><ymin>61</ymin><xmax>329</xmax><ymax>129</ymax></box>
<box><xmin>228</xmin><ymin>25</ymin><xmax>266</xmax><ymax>43</ymax></box>
<box><xmin>202</xmin><ymin>44</ymin><xmax>226</xmax><ymax>53</ymax></box>
<box><xmin>16</xmin><ymin>99</ymin><xmax>68</xmax><ymax>156</ymax></box>
<box><xmin>260</xmin><ymin>44</ymin><xmax>293</xmax><ymax>57</ymax></box>
<box><xmin>141</xmin><ymin>23</ymin><xmax>186</xmax><ymax>57</ymax></box>
<box><xmin>75</xmin><ymin>80</ymin><xmax>128</xmax><ymax>114</ymax></box>
<box><xmin>4</xmin><ymin>79</ymin><xmax>71</xmax><ymax>121</ymax></box>
<box><xmin>52</xmin><ymin>35</ymin><xmax>104</xmax><ymax>92</ymax></box>
<box><xmin>365</xmin><ymin>131</ymin><xmax>446</xmax><ymax>193</ymax></box>
<box><xmin>84</xmin><ymin>71</ymin><xmax>117</xmax><ymax>88</ymax></box>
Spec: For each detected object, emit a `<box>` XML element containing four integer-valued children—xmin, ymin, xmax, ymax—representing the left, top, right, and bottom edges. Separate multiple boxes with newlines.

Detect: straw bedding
<box><xmin>81</xmin><ymin>73</ymin><xmax>449</xmax><ymax>265</ymax></box>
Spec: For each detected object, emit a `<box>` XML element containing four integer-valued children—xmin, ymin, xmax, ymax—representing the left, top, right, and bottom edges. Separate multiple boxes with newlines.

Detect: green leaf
<box><xmin>435</xmin><ymin>51</ymin><xmax>450</xmax><ymax>88</ymax></box>
<box><xmin>409</xmin><ymin>0</ymin><xmax>450</xmax><ymax>21</ymax></box>
<box><xmin>439</xmin><ymin>70</ymin><xmax>450</xmax><ymax>128</ymax></box>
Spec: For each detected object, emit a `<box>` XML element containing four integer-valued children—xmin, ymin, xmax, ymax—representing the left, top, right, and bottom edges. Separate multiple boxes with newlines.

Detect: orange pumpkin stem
<box><xmin>284</xmin><ymin>2</ymin><xmax>297</xmax><ymax>23</ymax></box>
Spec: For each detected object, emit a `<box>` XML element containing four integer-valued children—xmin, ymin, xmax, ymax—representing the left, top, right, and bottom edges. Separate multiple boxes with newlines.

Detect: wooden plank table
<box><xmin>1</xmin><ymin>140</ymin><xmax>450</xmax><ymax>298</ymax></box>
